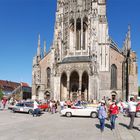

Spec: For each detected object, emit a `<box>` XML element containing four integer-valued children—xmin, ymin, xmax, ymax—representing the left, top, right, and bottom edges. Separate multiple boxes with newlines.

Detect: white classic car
<box><xmin>61</xmin><ymin>106</ymin><xmax>98</xmax><ymax>118</ymax></box>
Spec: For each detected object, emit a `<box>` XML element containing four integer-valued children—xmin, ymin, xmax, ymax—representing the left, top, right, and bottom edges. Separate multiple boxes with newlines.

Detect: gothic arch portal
<box><xmin>36</xmin><ymin>86</ymin><xmax>40</xmax><ymax>99</ymax></box>
<box><xmin>60</xmin><ymin>72</ymin><xmax>67</xmax><ymax>101</ymax></box>
<box><xmin>82</xmin><ymin>71</ymin><xmax>89</xmax><ymax>101</ymax></box>
<box><xmin>70</xmin><ymin>71</ymin><xmax>79</xmax><ymax>101</ymax></box>
<box><xmin>44</xmin><ymin>91</ymin><xmax>50</xmax><ymax>100</ymax></box>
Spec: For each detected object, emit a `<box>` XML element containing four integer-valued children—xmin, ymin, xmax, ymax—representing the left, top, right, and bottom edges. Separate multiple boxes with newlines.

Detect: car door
<box><xmin>73</xmin><ymin>107</ymin><xmax>88</xmax><ymax>116</ymax></box>
<box><xmin>80</xmin><ymin>107</ymin><xmax>91</xmax><ymax>116</ymax></box>
<box><xmin>14</xmin><ymin>103</ymin><xmax>21</xmax><ymax>111</ymax></box>
<box><xmin>24</xmin><ymin>103</ymin><xmax>33</xmax><ymax>113</ymax></box>
<box><xmin>24</xmin><ymin>103</ymin><xmax>29</xmax><ymax>112</ymax></box>
<box><xmin>14</xmin><ymin>103</ymin><xmax>24</xmax><ymax>112</ymax></box>
<box><xmin>19</xmin><ymin>103</ymin><xmax>24</xmax><ymax>112</ymax></box>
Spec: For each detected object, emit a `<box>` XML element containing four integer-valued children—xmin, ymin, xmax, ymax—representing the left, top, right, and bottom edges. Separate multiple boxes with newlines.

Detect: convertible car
<box><xmin>61</xmin><ymin>106</ymin><xmax>98</xmax><ymax>118</ymax></box>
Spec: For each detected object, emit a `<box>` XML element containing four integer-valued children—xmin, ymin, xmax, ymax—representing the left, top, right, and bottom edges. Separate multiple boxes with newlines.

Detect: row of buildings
<box><xmin>0</xmin><ymin>80</ymin><xmax>31</xmax><ymax>100</ymax></box>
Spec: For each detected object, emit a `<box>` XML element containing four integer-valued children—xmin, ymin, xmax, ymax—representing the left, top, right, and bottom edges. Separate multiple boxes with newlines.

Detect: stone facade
<box><xmin>32</xmin><ymin>0</ymin><xmax>138</xmax><ymax>101</ymax></box>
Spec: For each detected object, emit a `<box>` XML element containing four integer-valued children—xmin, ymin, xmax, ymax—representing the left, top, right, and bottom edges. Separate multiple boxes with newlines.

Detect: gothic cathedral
<box><xmin>32</xmin><ymin>0</ymin><xmax>138</xmax><ymax>101</ymax></box>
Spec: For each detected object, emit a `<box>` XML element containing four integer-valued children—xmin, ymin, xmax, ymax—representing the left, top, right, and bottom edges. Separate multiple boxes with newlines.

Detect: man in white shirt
<box><xmin>33</xmin><ymin>99</ymin><xmax>39</xmax><ymax>117</ymax></box>
<box><xmin>128</xmin><ymin>97</ymin><xmax>137</xmax><ymax>129</ymax></box>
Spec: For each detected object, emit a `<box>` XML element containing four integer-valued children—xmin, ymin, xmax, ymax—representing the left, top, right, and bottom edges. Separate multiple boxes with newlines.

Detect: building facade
<box><xmin>0</xmin><ymin>80</ymin><xmax>20</xmax><ymax>95</ymax></box>
<box><xmin>32</xmin><ymin>0</ymin><xmax>138</xmax><ymax>101</ymax></box>
<box><xmin>0</xmin><ymin>80</ymin><xmax>31</xmax><ymax>100</ymax></box>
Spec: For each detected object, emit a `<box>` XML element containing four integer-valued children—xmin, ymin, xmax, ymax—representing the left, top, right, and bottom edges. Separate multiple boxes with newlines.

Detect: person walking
<box><xmin>49</xmin><ymin>100</ymin><xmax>53</xmax><ymax>113</ymax></box>
<box><xmin>52</xmin><ymin>100</ymin><xmax>56</xmax><ymax>114</ymax></box>
<box><xmin>2</xmin><ymin>97</ymin><xmax>7</xmax><ymax>110</ymax></box>
<box><xmin>33</xmin><ymin>99</ymin><xmax>39</xmax><ymax>117</ymax></box>
<box><xmin>128</xmin><ymin>97</ymin><xmax>137</xmax><ymax>130</ymax></box>
<box><xmin>109</xmin><ymin>101</ymin><xmax>119</xmax><ymax>130</ymax></box>
<box><xmin>98</xmin><ymin>100</ymin><xmax>107</xmax><ymax>132</ymax></box>
<box><xmin>60</xmin><ymin>100</ymin><xmax>65</xmax><ymax>111</ymax></box>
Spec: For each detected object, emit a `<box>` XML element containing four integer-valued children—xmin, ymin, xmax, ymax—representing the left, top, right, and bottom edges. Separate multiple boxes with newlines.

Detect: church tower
<box><xmin>54</xmin><ymin>0</ymin><xmax>109</xmax><ymax>71</ymax></box>
<box><xmin>48</xmin><ymin>0</ymin><xmax>110</xmax><ymax>101</ymax></box>
<box><xmin>32</xmin><ymin>0</ymin><xmax>138</xmax><ymax>101</ymax></box>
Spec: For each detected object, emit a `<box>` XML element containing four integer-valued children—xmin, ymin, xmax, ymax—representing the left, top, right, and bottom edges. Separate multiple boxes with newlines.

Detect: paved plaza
<box><xmin>0</xmin><ymin>110</ymin><xmax>140</xmax><ymax>140</ymax></box>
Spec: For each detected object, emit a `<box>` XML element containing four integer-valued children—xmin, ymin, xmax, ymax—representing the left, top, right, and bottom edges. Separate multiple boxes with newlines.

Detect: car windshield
<box><xmin>16</xmin><ymin>103</ymin><xmax>24</xmax><ymax>107</ymax></box>
<box><xmin>25</xmin><ymin>103</ymin><xmax>33</xmax><ymax>107</ymax></box>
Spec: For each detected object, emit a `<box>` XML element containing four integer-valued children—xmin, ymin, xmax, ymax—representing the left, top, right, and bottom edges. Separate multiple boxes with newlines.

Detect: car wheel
<box><xmin>66</xmin><ymin>112</ymin><xmax>72</xmax><ymax>117</ymax></box>
<box><xmin>12</xmin><ymin>109</ymin><xmax>16</xmax><ymax>113</ymax></box>
<box><xmin>136</xmin><ymin>111</ymin><xmax>140</xmax><ymax>118</ymax></box>
<box><xmin>28</xmin><ymin>109</ymin><xmax>33</xmax><ymax>115</ymax></box>
<box><xmin>91</xmin><ymin>112</ymin><xmax>97</xmax><ymax>118</ymax></box>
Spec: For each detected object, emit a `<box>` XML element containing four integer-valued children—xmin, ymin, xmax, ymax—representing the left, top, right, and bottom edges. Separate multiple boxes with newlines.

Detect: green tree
<box><xmin>0</xmin><ymin>88</ymin><xmax>4</xmax><ymax>100</ymax></box>
<box><xmin>139</xmin><ymin>86</ymin><xmax>140</xmax><ymax>96</ymax></box>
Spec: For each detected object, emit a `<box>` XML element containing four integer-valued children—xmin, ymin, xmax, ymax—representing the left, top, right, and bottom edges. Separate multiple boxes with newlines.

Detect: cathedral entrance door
<box><xmin>70</xmin><ymin>71</ymin><xmax>79</xmax><ymax>101</ymax></box>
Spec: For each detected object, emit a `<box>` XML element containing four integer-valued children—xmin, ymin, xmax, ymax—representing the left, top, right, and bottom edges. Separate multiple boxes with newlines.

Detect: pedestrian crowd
<box><xmin>98</xmin><ymin>97</ymin><xmax>140</xmax><ymax>132</ymax></box>
<box><xmin>0</xmin><ymin>96</ymin><xmax>140</xmax><ymax>131</ymax></box>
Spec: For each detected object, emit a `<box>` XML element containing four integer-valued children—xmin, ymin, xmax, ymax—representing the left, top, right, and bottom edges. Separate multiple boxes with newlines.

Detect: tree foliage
<box><xmin>139</xmin><ymin>86</ymin><xmax>140</xmax><ymax>96</ymax></box>
<box><xmin>0</xmin><ymin>88</ymin><xmax>4</xmax><ymax>100</ymax></box>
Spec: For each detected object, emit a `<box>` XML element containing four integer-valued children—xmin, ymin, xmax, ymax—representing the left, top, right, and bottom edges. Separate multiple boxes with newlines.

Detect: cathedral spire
<box><xmin>44</xmin><ymin>40</ymin><xmax>47</xmax><ymax>57</ymax></box>
<box><xmin>127</xmin><ymin>25</ymin><xmax>131</xmax><ymax>50</ymax></box>
<box><xmin>123</xmin><ymin>25</ymin><xmax>131</xmax><ymax>55</ymax></box>
<box><xmin>37</xmin><ymin>34</ymin><xmax>41</xmax><ymax>61</ymax></box>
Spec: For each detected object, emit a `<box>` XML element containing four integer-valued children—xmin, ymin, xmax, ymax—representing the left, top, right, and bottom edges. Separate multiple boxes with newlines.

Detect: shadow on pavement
<box><xmin>133</xmin><ymin>126</ymin><xmax>140</xmax><ymax>131</ymax></box>
<box><xmin>95</xmin><ymin>124</ymin><xmax>100</xmax><ymax>129</ymax></box>
<box><xmin>119</xmin><ymin>123</ymin><xmax>129</xmax><ymax>129</ymax></box>
<box><xmin>95</xmin><ymin>123</ymin><xmax>112</xmax><ymax>130</ymax></box>
<box><xmin>105</xmin><ymin>123</ymin><xmax>112</xmax><ymax>129</ymax></box>
<box><xmin>119</xmin><ymin>122</ymin><xmax>140</xmax><ymax>131</ymax></box>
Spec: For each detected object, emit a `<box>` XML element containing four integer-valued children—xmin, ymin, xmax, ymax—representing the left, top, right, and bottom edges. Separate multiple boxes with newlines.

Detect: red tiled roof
<box><xmin>0</xmin><ymin>80</ymin><xmax>20</xmax><ymax>91</ymax></box>
<box><xmin>20</xmin><ymin>82</ymin><xmax>29</xmax><ymax>87</ymax></box>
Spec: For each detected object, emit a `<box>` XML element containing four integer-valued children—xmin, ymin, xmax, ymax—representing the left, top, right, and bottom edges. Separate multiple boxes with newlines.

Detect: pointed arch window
<box><xmin>111</xmin><ymin>64</ymin><xmax>117</xmax><ymax>89</ymax></box>
<box><xmin>69</xmin><ymin>18</ymin><xmax>74</xmax><ymax>50</ymax></box>
<box><xmin>83</xmin><ymin>17</ymin><xmax>88</xmax><ymax>50</ymax></box>
<box><xmin>47</xmin><ymin>67</ymin><xmax>51</xmax><ymax>88</ymax></box>
<box><xmin>76</xmin><ymin>18</ymin><xmax>81</xmax><ymax>50</ymax></box>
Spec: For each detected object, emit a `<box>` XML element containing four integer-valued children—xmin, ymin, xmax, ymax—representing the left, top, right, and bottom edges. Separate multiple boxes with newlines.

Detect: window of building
<box><xmin>83</xmin><ymin>17</ymin><xmax>88</xmax><ymax>50</ymax></box>
<box><xmin>111</xmin><ymin>64</ymin><xmax>117</xmax><ymax>89</ymax></box>
<box><xmin>76</xmin><ymin>18</ymin><xmax>81</xmax><ymax>50</ymax></box>
<box><xmin>136</xmin><ymin>65</ymin><xmax>138</xmax><ymax>74</ymax></box>
<box><xmin>47</xmin><ymin>67</ymin><xmax>51</xmax><ymax>88</ymax></box>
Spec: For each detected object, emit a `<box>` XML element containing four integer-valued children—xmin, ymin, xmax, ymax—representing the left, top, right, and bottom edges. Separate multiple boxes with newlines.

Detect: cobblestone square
<box><xmin>0</xmin><ymin>110</ymin><xmax>140</xmax><ymax>140</ymax></box>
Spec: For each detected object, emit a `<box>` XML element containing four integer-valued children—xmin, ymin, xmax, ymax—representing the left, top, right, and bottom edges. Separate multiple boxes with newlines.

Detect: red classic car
<box><xmin>38</xmin><ymin>103</ymin><xmax>49</xmax><ymax>111</ymax></box>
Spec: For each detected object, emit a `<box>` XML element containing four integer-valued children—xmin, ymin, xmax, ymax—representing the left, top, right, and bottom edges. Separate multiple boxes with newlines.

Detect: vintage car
<box><xmin>38</xmin><ymin>103</ymin><xmax>49</xmax><ymax>111</ymax></box>
<box><xmin>12</xmin><ymin>102</ymin><xmax>41</xmax><ymax>114</ymax></box>
<box><xmin>61</xmin><ymin>106</ymin><xmax>98</xmax><ymax>118</ymax></box>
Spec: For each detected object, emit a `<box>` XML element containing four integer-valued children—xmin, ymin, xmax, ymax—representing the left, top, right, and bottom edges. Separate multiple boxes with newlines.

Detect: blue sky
<box><xmin>0</xmin><ymin>0</ymin><xmax>139</xmax><ymax>86</ymax></box>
